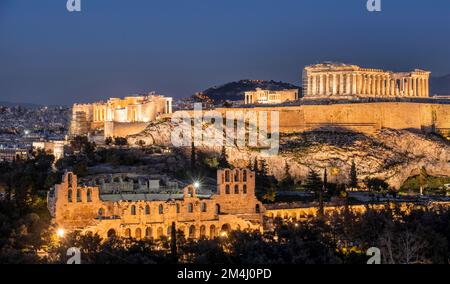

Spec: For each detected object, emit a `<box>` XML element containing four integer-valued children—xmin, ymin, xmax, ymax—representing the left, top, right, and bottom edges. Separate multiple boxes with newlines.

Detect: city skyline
<box><xmin>1</xmin><ymin>0</ymin><xmax>450</xmax><ymax>105</ymax></box>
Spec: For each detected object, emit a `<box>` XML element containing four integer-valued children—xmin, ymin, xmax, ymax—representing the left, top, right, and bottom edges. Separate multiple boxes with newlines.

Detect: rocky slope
<box><xmin>128</xmin><ymin>121</ymin><xmax>450</xmax><ymax>189</ymax></box>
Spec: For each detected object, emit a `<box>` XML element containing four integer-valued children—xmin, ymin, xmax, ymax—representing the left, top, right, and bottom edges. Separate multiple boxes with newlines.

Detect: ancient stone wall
<box><xmin>50</xmin><ymin>170</ymin><xmax>264</xmax><ymax>240</ymax></box>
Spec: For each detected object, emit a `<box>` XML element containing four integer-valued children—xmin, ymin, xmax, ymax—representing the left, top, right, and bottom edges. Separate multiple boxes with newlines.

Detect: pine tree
<box><xmin>170</xmin><ymin>222</ymin><xmax>178</xmax><ymax>264</ymax></box>
<box><xmin>281</xmin><ymin>162</ymin><xmax>294</xmax><ymax>190</ymax></box>
<box><xmin>218</xmin><ymin>145</ymin><xmax>229</xmax><ymax>168</ymax></box>
<box><xmin>349</xmin><ymin>160</ymin><xmax>358</xmax><ymax>189</ymax></box>
<box><xmin>190</xmin><ymin>142</ymin><xmax>197</xmax><ymax>171</ymax></box>
<box><xmin>304</xmin><ymin>168</ymin><xmax>322</xmax><ymax>193</ymax></box>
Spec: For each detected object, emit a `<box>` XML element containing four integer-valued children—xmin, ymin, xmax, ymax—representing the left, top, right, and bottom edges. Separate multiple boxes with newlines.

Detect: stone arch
<box><xmin>98</xmin><ymin>208</ymin><xmax>104</xmax><ymax>219</ymax></box>
<box><xmin>135</xmin><ymin>228</ymin><xmax>142</xmax><ymax>239</ymax></box>
<box><xmin>234</xmin><ymin>170</ymin><xmax>240</xmax><ymax>182</ymax></box>
<box><xmin>87</xmin><ymin>188</ymin><xmax>92</xmax><ymax>202</ymax></box>
<box><xmin>215</xmin><ymin>204</ymin><xmax>221</xmax><ymax>215</ymax></box>
<box><xmin>210</xmin><ymin>225</ymin><xmax>217</xmax><ymax>238</ymax></box>
<box><xmin>68</xmin><ymin>189</ymin><xmax>73</xmax><ymax>203</ymax></box>
<box><xmin>124</xmin><ymin>228</ymin><xmax>131</xmax><ymax>238</ymax></box>
<box><xmin>201</xmin><ymin>202</ymin><xmax>207</xmax><ymax>212</ymax></box>
<box><xmin>221</xmin><ymin>224</ymin><xmax>231</xmax><ymax>234</ymax></box>
<box><xmin>189</xmin><ymin>225</ymin><xmax>196</xmax><ymax>239</ymax></box>
<box><xmin>234</xmin><ymin>185</ymin><xmax>239</xmax><ymax>194</ymax></box>
<box><xmin>157</xmin><ymin>227</ymin><xmax>164</xmax><ymax>239</ymax></box>
<box><xmin>145</xmin><ymin>227</ymin><xmax>153</xmax><ymax>239</ymax></box>
<box><xmin>200</xmin><ymin>225</ymin><xmax>206</xmax><ymax>238</ymax></box>
<box><xmin>107</xmin><ymin>229</ymin><xmax>116</xmax><ymax>238</ymax></box>
<box><xmin>225</xmin><ymin>185</ymin><xmax>230</xmax><ymax>194</ymax></box>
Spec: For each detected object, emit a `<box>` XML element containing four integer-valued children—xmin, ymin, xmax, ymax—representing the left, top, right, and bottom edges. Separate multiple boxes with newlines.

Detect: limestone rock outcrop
<box><xmin>128</xmin><ymin>120</ymin><xmax>450</xmax><ymax>189</ymax></box>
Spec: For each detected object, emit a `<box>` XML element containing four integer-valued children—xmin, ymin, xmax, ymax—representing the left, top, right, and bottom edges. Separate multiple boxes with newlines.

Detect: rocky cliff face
<box><xmin>128</xmin><ymin>121</ymin><xmax>450</xmax><ymax>189</ymax></box>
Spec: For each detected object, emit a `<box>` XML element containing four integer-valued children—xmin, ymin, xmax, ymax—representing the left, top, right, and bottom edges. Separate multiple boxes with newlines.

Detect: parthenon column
<box><xmin>332</xmin><ymin>74</ymin><xmax>337</xmax><ymax>95</ymax></box>
<box><xmin>339</xmin><ymin>74</ymin><xmax>344</xmax><ymax>95</ymax></box>
<box><xmin>352</xmin><ymin>74</ymin><xmax>357</xmax><ymax>95</ymax></box>
<box><xmin>311</xmin><ymin>76</ymin><xmax>317</xmax><ymax>96</ymax></box>
<box><xmin>319</xmin><ymin>75</ymin><xmax>324</xmax><ymax>95</ymax></box>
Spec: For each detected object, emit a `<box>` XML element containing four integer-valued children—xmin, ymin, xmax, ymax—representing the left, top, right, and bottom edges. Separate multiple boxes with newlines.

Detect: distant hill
<box><xmin>194</xmin><ymin>80</ymin><xmax>300</xmax><ymax>103</ymax></box>
<box><xmin>430</xmin><ymin>74</ymin><xmax>450</xmax><ymax>96</ymax></box>
<box><xmin>0</xmin><ymin>101</ymin><xmax>67</xmax><ymax>108</ymax></box>
<box><xmin>0</xmin><ymin>101</ymin><xmax>43</xmax><ymax>108</ymax></box>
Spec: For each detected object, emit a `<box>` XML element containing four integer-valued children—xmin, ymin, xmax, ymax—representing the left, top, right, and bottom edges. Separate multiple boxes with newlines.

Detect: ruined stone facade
<box><xmin>70</xmin><ymin>93</ymin><xmax>173</xmax><ymax>138</ymax></box>
<box><xmin>303</xmin><ymin>62</ymin><xmax>431</xmax><ymax>99</ymax></box>
<box><xmin>48</xmin><ymin>169</ymin><xmax>264</xmax><ymax>239</ymax></box>
<box><xmin>244</xmin><ymin>88</ymin><xmax>299</xmax><ymax>104</ymax></box>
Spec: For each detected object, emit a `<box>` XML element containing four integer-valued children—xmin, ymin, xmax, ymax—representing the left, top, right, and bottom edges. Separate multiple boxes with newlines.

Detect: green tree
<box><xmin>218</xmin><ymin>145</ymin><xmax>229</xmax><ymax>168</ymax></box>
<box><xmin>349</xmin><ymin>160</ymin><xmax>358</xmax><ymax>189</ymax></box>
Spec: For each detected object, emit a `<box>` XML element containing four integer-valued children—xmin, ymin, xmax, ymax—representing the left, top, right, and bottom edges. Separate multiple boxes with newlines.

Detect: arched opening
<box><xmin>210</xmin><ymin>225</ymin><xmax>217</xmax><ymax>238</ymax></box>
<box><xmin>158</xmin><ymin>204</ymin><xmax>164</xmax><ymax>215</ymax></box>
<box><xmin>135</xmin><ymin>228</ymin><xmax>142</xmax><ymax>239</ymax></box>
<box><xmin>145</xmin><ymin>227</ymin><xmax>152</xmax><ymax>239</ymax></box>
<box><xmin>243</xmin><ymin>170</ymin><xmax>247</xmax><ymax>182</ymax></box>
<box><xmin>187</xmin><ymin>203</ymin><xmax>194</xmax><ymax>213</ymax></box>
<box><xmin>68</xmin><ymin>189</ymin><xmax>73</xmax><ymax>203</ymax></box>
<box><xmin>189</xmin><ymin>225</ymin><xmax>196</xmax><ymax>239</ymax></box>
<box><xmin>107</xmin><ymin>229</ymin><xmax>116</xmax><ymax>238</ymax></box>
<box><xmin>145</xmin><ymin>205</ymin><xmax>150</xmax><ymax>215</ymax></box>
<box><xmin>167</xmin><ymin>225</ymin><xmax>173</xmax><ymax>236</ymax></box>
<box><xmin>130</xmin><ymin>205</ymin><xmax>136</xmax><ymax>215</ymax></box>
<box><xmin>98</xmin><ymin>208</ymin><xmax>104</xmax><ymax>219</ymax></box>
<box><xmin>221</xmin><ymin>224</ymin><xmax>231</xmax><ymax>235</ymax></box>
<box><xmin>87</xmin><ymin>188</ymin><xmax>92</xmax><ymax>202</ymax></box>
<box><xmin>234</xmin><ymin>185</ymin><xmax>239</xmax><ymax>194</ymax></box>
<box><xmin>215</xmin><ymin>204</ymin><xmax>221</xmax><ymax>215</ymax></box>
<box><xmin>157</xmin><ymin>227</ymin><xmax>164</xmax><ymax>239</ymax></box>
<box><xmin>234</xmin><ymin>171</ymin><xmax>239</xmax><ymax>182</ymax></box>
<box><xmin>200</xmin><ymin>225</ymin><xmax>206</xmax><ymax>238</ymax></box>
<box><xmin>225</xmin><ymin>185</ymin><xmax>230</xmax><ymax>194</ymax></box>
<box><xmin>243</xmin><ymin>184</ymin><xmax>247</xmax><ymax>194</ymax></box>
<box><xmin>201</xmin><ymin>203</ymin><xmax>207</xmax><ymax>212</ymax></box>
<box><xmin>76</xmin><ymin>189</ymin><xmax>81</xmax><ymax>202</ymax></box>
<box><xmin>225</xmin><ymin>171</ymin><xmax>230</xmax><ymax>182</ymax></box>
<box><xmin>256</xmin><ymin>204</ymin><xmax>261</xmax><ymax>213</ymax></box>
<box><xmin>124</xmin><ymin>228</ymin><xmax>131</xmax><ymax>238</ymax></box>
<box><xmin>176</xmin><ymin>203</ymin><xmax>180</xmax><ymax>213</ymax></box>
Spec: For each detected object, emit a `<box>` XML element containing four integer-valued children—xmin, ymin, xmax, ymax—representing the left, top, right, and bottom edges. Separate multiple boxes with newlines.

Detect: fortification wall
<box><xmin>104</xmin><ymin>121</ymin><xmax>151</xmax><ymax>138</ymax></box>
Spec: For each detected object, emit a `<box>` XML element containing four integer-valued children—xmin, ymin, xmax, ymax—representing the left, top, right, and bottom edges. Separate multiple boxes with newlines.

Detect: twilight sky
<box><xmin>1</xmin><ymin>0</ymin><xmax>449</xmax><ymax>105</ymax></box>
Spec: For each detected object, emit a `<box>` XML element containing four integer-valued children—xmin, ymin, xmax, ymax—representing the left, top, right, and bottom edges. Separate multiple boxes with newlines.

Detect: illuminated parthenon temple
<box><xmin>303</xmin><ymin>62</ymin><xmax>430</xmax><ymax>99</ymax></box>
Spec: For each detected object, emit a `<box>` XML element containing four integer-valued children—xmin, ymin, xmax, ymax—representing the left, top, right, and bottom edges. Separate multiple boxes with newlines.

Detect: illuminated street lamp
<box><xmin>57</xmin><ymin>228</ymin><xmax>65</xmax><ymax>238</ymax></box>
<box><xmin>193</xmin><ymin>181</ymin><xmax>201</xmax><ymax>189</ymax></box>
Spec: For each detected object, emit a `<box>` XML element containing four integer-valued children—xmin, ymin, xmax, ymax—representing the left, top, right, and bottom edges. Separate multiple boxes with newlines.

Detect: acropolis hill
<box><xmin>70</xmin><ymin>63</ymin><xmax>450</xmax><ymax>139</ymax></box>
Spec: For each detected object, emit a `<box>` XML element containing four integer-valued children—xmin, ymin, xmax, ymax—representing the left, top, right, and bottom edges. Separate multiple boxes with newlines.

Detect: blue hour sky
<box><xmin>0</xmin><ymin>0</ymin><xmax>449</xmax><ymax>105</ymax></box>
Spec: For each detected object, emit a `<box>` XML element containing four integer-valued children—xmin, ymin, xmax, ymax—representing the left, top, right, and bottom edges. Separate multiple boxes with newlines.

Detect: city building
<box><xmin>70</xmin><ymin>93</ymin><xmax>173</xmax><ymax>138</ymax></box>
<box><xmin>244</xmin><ymin>88</ymin><xmax>299</xmax><ymax>105</ymax></box>
<box><xmin>48</xmin><ymin>169</ymin><xmax>264</xmax><ymax>239</ymax></box>
<box><xmin>0</xmin><ymin>148</ymin><xmax>29</xmax><ymax>162</ymax></box>
<box><xmin>32</xmin><ymin>140</ymin><xmax>68</xmax><ymax>161</ymax></box>
<box><xmin>303</xmin><ymin>62</ymin><xmax>431</xmax><ymax>99</ymax></box>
